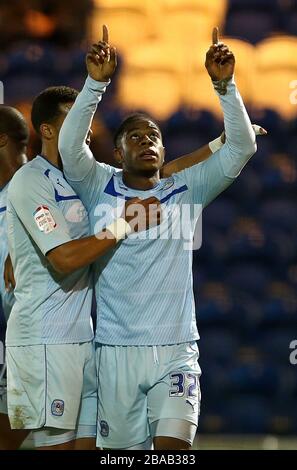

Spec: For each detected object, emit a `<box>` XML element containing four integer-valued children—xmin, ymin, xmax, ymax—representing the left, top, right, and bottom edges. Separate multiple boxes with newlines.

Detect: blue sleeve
<box><xmin>175</xmin><ymin>77</ymin><xmax>257</xmax><ymax>207</ymax></box>
<box><xmin>59</xmin><ymin>76</ymin><xmax>116</xmax><ymax>210</ymax></box>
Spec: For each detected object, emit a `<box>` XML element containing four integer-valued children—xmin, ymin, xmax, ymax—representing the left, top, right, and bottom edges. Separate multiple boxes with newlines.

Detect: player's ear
<box><xmin>114</xmin><ymin>147</ymin><xmax>123</xmax><ymax>165</ymax></box>
<box><xmin>0</xmin><ymin>133</ymin><xmax>8</xmax><ymax>147</ymax></box>
<box><xmin>40</xmin><ymin>123</ymin><xmax>54</xmax><ymax>140</ymax></box>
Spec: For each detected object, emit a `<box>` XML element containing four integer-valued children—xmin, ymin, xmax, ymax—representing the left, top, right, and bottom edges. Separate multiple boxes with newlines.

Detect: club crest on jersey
<box><xmin>34</xmin><ymin>205</ymin><xmax>56</xmax><ymax>234</ymax></box>
<box><xmin>100</xmin><ymin>420</ymin><xmax>109</xmax><ymax>437</ymax></box>
<box><xmin>163</xmin><ymin>180</ymin><xmax>174</xmax><ymax>191</ymax></box>
<box><xmin>51</xmin><ymin>399</ymin><xmax>64</xmax><ymax>416</ymax></box>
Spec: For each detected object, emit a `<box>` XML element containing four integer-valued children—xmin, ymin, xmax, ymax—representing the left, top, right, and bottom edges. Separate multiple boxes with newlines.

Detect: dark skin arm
<box><xmin>161</xmin><ymin>27</ymin><xmax>267</xmax><ymax>178</ymax></box>
<box><xmin>4</xmin><ymin>197</ymin><xmax>161</xmax><ymax>281</ymax></box>
<box><xmin>160</xmin><ymin>144</ymin><xmax>212</xmax><ymax>178</ymax></box>
<box><xmin>47</xmin><ymin>196</ymin><xmax>160</xmax><ymax>274</ymax></box>
<box><xmin>160</xmin><ymin>125</ymin><xmax>266</xmax><ymax>178</ymax></box>
<box><xmin>47</xmin><ymin>234</ymin><xmax>117</xmax><ymax>275</ymax></box>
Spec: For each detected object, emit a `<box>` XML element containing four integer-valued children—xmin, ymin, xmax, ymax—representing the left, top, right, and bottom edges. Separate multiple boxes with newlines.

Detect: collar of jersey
<box><xmin>37</xmin><ymin>154</ymin><xmax>63</xmax><ymax>174</ymax></box>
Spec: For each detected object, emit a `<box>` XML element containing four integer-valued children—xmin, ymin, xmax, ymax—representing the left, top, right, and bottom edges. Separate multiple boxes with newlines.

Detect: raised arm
<box><xmin>58</xmin><ymin>25</ymin><xmax>117</xmax><ymax>183</ymax></box>
<box><xmin>204</xmin><ymin>27</ymin><xmax>256</xmax><ymax>174</ymax></box>
<box><xmin>176</xmin><ymin>28</ymin><xmax>258</xmax><ymax>207</ymax></box>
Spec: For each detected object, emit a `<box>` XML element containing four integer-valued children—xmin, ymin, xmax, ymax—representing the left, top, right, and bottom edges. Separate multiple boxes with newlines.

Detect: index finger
<box><xmin>212</xmin><ymin>27</ymin><xmax>219</xmax><ymax>45</ymax></box>
<box><xmin>102</xmin><ymin>24</ymin><xmax>109</xmax><ymax>43</ymax></box>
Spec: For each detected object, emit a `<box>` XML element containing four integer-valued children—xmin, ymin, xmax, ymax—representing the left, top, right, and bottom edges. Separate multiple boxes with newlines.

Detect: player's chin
<box><xmin>138</xmin><ymin>158</ymin><xmax>162</xmax><ymax>171</ymax></box>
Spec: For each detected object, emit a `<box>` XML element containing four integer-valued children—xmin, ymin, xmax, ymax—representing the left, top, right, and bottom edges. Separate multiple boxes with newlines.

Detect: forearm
<box><xmin>47</xmin><ymin>234</ymin><xmax>117</xmax><ymax>274</ymax></box>
<box><xmin>215</xmin><ymin>77</ymin><xmax>256</xmax><ymax>177</ymax></box>
<box><xmin>161</xmin><ymin>144</ymin><xmax>212</xmax><ymax>178</ymax></box>
<box><xmin>58</xmin><ymin>76</ymin><xmax>109</xmax><ymax>181</ymax></box>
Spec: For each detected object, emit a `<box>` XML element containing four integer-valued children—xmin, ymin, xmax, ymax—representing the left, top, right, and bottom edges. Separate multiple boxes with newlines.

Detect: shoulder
<box><xmin>95</xmin><ymin>161</ymin><xmax>120</xmax><ymax>176</ymax></box>
<box><xmin>8</xmin><ymin>161</ymin><xmax>52</xmax><ymax>200</ymax></box>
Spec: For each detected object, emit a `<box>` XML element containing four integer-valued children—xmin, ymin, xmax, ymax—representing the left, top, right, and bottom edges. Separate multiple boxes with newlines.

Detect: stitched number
<box><xmin>169</xmin><ymin>373</ymin><xmax>198</xmax><ymax>398</ymax></box>
<box><xmin>187</xmin><ymin>373</ymin><xmax>197</xmax><ymax>397</ymax></box>
<box><xmin>169</xmin><ymin>373</ymin><xmax>185</xmax><ymax>397</ymax></box>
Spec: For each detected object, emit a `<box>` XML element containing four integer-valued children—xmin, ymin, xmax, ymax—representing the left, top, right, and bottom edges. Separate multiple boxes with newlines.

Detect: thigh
<box><xmin>96</xmin><ymin>344</ymin><xmax>149</xmax><ymax>449</ymax></box>
<box><xmin>0</xmin><ymin>372</ymin><xmax>7</xmax><ymax>415</ymax></box>
<box><xmin>0</xmin><ymin>413</ymin><xmax>30</xmax><ymax>450</ymax></box>
<box><xmin>33</xmin><ymin>427</ymin><xmax>76</xmax><ymax>449</ymax></box>
<box><xmin>147</xmin><ymin>342</ymin><xmax>201</xmax><ymax>445</ymax></box>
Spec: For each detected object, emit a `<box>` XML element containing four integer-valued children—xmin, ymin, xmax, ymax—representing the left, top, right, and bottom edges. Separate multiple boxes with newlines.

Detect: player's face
<box><xmin>119</xmin><ymin>119</ymin><xmax>165</xmax><ymax>174</ymax></box>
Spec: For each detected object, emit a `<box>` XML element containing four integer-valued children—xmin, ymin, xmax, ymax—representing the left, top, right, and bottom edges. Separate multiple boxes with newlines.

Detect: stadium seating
<box><xmin>117</xmin><ymin>42</ymin><xmax>183</xmax><ymax>119</ymax></box>
<box><xmin>253</xmin><ymin>36</ymin><xmax>297</xmax><ymax>119</ymax></box>
<box><xmin>91</xmin><ymin>0</ymin><xmax>153</xmax><ymax>55</ymax></box>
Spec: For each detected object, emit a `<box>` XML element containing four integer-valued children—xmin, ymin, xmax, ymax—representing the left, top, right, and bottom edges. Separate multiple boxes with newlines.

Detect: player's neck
<box><xmin>41</xmin><ymin>142</ymin><xmax>63</xmax><ymax>170</ymax></box>
<box><xmin>122</xmin><ymin>171</ymin><xmax>160</xmax><ymax>190</ymax></box>
<box><xmin>0</xmin><ymin>170</ymin><xmax>11</xmax><ymax>189</ymax></box>
<box><xmin>0</xmin><ymin>155</ymin><xmax>22</xmax><ymax>188</ymax></box>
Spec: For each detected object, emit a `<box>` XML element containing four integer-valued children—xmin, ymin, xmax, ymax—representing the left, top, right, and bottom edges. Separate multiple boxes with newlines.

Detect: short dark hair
<box><xmin>113</xmin><ymin>112</ymin><xmax>162</xmax><ymax>148</ymax></box>
<box><xmin>0</xmin><ymin>105</ymin><xmax>29</xmax><ymax>146</ymax></box>
<box><xmin>31</xmin><ymin>86</ymin><xmax>78</xmax><ymax>134</ymax></box>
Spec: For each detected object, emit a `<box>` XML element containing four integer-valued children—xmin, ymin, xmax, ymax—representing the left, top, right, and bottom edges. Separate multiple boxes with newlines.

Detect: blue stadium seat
<box><xmin>164</xmin><ymin>110</ymin><xmax>221</xmax><ymax>160</ymax></box>
<box><xmin>224</xmin><ymin>397</ymin><xmax>271</xmax><ymax>433</ymax></box>
<box><xmin>228</xmin><ymin>358</ymin><xmax>279</xmax><ymax>395</ymax></box>
<box><xmin>257</xmin><ymin>328</ymin><xmax>297</xmax><ymax>363</ymax></box>
<box><xmin>8</xmin><ymin>43</ymin><xmax>54</xmax><ymax>75</ymax></box>
<box><xmin>198</xmin><ymin>328</ymin><xmax>239</xmax><ymax>365</ymax></box>
<box><xmin>5</xmin><ymin>75</ymin><xmax>49</xmax><ymax>102</ymax></box>
<box><xmin>258</xmin><ymin>198</ymin><xmax>297</xmax><ymax>233</ymax></box>
<box><xmin>196</xmin><ymin>281</ymin><xmax>235</xmax><ymax>327</ymax></box>
<box><xmin>203</xmin><ymin>199</ymin><xmax>239</xmax><ymax>231</ymax></box>
<box><xmin>225</xmin><ymin>10</ymin><xmax>278</xmax><ymax>44</ymax></box>
<box><xmin>225</xmin><ymin>262</ymin><xmax>271</xmax><ymax>297</ymax></box>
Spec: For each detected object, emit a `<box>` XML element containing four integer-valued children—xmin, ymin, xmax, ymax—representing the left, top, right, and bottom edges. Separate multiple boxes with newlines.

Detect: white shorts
<box><xmin>96</xmin><ymin>342</ymin><xmax>201</xmax><ymax>449</ymax></box>
<box><xmin>6</xmin><ymin>341</ymin><xmax>97</xmax><ymax>445</ymax></box>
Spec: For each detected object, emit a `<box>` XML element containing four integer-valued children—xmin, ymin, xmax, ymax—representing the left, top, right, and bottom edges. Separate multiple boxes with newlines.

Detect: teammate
<box><xmin>0</xmin><ymin>105</ymin><xmax>30</xmax><ymax>450</ymax></box>
<box><xmin>58</xmin><ymin>26</ymin><xmax>258</xmax><ymax>450</ymax></box>
<box><xmin>6</xmin><ymin>87</ymin><xmax>160</xmax><ymax>450</ymax></box>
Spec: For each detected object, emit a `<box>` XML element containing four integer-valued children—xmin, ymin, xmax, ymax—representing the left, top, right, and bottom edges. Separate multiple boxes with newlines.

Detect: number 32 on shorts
<box><xmin>169</xmin><ymin>372</ymin><xmax>198</xmax><ymax>398</ymax></box>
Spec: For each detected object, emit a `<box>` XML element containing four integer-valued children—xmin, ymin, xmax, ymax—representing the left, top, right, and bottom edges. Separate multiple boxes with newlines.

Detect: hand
<box><xmin>220</xmin><ymin>124</ymin><xmax>268</xmax><ymax>143</ymax></box>
<box><xmin>4</xmin><ymin>254</ymin><xmax>15</xmax><ymax>292</ymax></box>
<box><xmin>86</xmin><ymin>24</ymin><xmax>117</xmax><ymax>82</ymax></box>
<box><xmin>123</xmin><ymin>197</ymin><xmax>162</xmax><ymax>233</ymax></box>
<box><xmin>205</xmin><ymin>27</ymin><xmax>235</xmax><ymax>81</ymax></box>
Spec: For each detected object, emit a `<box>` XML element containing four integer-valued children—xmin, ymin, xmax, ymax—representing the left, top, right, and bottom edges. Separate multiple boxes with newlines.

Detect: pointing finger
<box><xmin>102</xmin><ymin>24</ymin><xmax>109</xmax><ymax>43</ymax></box>
<box><xmin>212</xmin><ymin>27</ymin><xmax>219</xmax><ymax>45</ymax></box>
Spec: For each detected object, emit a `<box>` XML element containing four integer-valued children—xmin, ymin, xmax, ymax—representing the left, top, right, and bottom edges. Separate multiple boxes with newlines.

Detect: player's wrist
<box><xmin>86</xmin><ymin>75</ymin><xmax>111</xmax><ymax>92</ymax></box>
<box><xmin>212</xmin><ymin>75</ymin><xmax>233</xmax><ymax>95</ymax></box>
<box><xmin>105</xmin><ymin>218</ymin><xmax>132</xmax><ymax>242</ymax></box>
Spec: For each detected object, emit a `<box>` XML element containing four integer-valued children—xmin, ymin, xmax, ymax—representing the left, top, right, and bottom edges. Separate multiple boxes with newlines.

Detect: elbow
<box><xmin>250</xmin><ymin>139</ymin><xmax>257</xmax><ymax>156</ymax></box>
<box><xmin>244</xmin><ymin>138</ymin><xmax>257</xmax><ymax>160</ymax></box>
